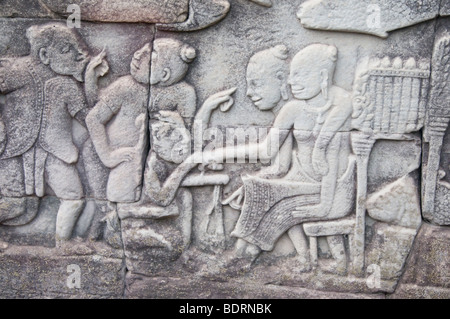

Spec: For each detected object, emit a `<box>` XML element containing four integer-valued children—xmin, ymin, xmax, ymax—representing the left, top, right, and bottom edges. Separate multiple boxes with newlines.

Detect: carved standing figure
<box><xmin>0</xmin><ymin>23</ymin><xmax>107</xmax><ymax>243</ymax></box>
<box><xmin>86</xmin><ymin>43</ymin><xmax>151</xmax><ymax>203</ymax></box>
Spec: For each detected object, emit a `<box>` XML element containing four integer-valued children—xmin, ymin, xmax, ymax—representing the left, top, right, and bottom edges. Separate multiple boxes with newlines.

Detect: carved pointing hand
<box><xmin>86</xmin><ymin>48</ymin><xmax>109</xmax><ymax>79</ymax></box>
<box><xmin>202</xmin><ymin>87</ymin><xmax>237</xmax><ymax>112</ymax></box>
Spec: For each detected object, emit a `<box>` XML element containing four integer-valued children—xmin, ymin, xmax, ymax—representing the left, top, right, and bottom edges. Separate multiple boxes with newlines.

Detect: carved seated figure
<box><xmin>202</xmin><ymin>44</ymin><xmax>356</xmax><ymax>276</ymax></box>
<box><xmin>117</xmin><ymin>86</ymin><xmax>236</xmax><ymax>273</ymax></box>
<box><xmin>117</xmin><ymin>111</ymin><xmax>197</xmax><ymax>272</ymax></box>
<box><xmin>149</xmin><ymin>38</ymin><xmax>197</xmax><ymax>129</ymax></box>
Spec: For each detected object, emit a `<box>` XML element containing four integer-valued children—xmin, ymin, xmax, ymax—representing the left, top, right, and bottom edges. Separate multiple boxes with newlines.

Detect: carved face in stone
<box><xmin>246</xmin><ymin>46</ymin><xmax>289</xmax><ymax>111</ymax></box>
<box><xmin>37</xmin><ymin>27</ymin><xmax>89</xmax><ymax>82</ymax></box>
<box><xmin>246</xmin><ymin>62</ymin><xmax>283</xmax><ymax>111</ymax></box>
<box><xmin>288</xmin><ymin>44</ymin><xmax>337</xmax><ymax>100</ymax></box>
<box><xmin>150</xmin><ymin>38</ymin><xmax>196</xmax><ymax>87</ymax></box>
<box><xmin>151</xmin><ymin>112</ymin><xmax>191</xmax><ymax>164</ymax></box>
<box><xmin>131</xmin><ymin>43</ymin><xmax>152</xmax><ymax>84</ymax></box>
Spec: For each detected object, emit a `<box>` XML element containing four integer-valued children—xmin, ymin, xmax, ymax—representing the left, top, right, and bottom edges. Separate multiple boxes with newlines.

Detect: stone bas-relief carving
<box><xmin>34</xmin><ymin>0</ymin><xmax>190</xmax><ymax>24</ymax></box>
<box><xmin>0</xmin><ymin>0</ymin><xmax>450</xmax><ymax>299</ymax></box>
<box><xmin>298</xmin><ymin>0</ymin><xmax>449</xmax><ymax>38</ymax></box>
<box><xmin>0</xmin><ymin>23</ymin><xmax>110</xmax><ymax>246</ymax></box>
<box><xmin>156</xmin><ymin>0</ymin><xmax>231</xmax><ymax>32</ymax></box>
<box><xmin>422</xmin><ymin>27</ymin><xmax>450</xmax><ymax>226</ymax></box>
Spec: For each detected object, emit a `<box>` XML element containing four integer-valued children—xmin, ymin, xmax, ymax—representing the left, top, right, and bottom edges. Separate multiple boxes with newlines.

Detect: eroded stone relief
<box><xmin>0</xmin><ymin>0</ymin><xmax>449</xmax><ymax>299</ymax></box>
<box><xmin>298</xmin><ymin>0</ymin><xmax>447</xmax><ymax>38</ymax></box>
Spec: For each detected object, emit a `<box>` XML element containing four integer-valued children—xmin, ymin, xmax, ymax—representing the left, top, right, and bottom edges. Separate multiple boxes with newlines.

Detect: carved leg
<box><xmin>55</xmin><ymin>199</ymin><xmax>85</xmax><ymax>241</ymax></box>
<box><xmin>22</xmin><ymin>147</ymin><xmax>35</xmax><ymax>196</ymax></box>
<box><xmin>423</xmin><ymin>133</ymin><xmax>446</xmax><ymax>220</ymax></box>
<box><xmin>177</xmin><ymin>188</ymin><xmax>193</xmax><ymax>250</ymax></box>
<box><xmin>327</xmin><ymin>235</ymin><xmax>347</xmax><ymax>276</ymax></box>
<box><xmin>287</xmin><ymin>225</ymin><xmax>311</xmax><ymax>269</ymax></box>
<box><xmin>309</xmin><ymin>236</ymin><xmax>318</xmax><ymax>267</ymax></box>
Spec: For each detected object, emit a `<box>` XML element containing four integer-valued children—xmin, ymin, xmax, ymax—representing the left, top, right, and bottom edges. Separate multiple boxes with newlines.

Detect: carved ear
<box><xmin>320</xmin><ymin>69</ymin><xmax>329</xmax><ymax>99</ymax></box>
<box><xmin>276</xmin><ymin>71</ymin><xmax>289</xmax><ymax>100</ymax></box>
<box><xmin>39</xmin><ymin>48</ymin><xmax>50</xmax><ymax>65</ymax></box>
<box><xmin>320</xmin><ymin>69</ymin><xmax>329</xmax><ymax>83</ymax></box>
<box><xmin>162</xmin><ymin>67</ymin><xmax>171</xmax><ymax>83</ymax></box>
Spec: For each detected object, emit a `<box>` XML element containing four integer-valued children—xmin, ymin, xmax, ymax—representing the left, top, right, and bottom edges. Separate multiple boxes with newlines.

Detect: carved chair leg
<box><xmin>309</xmin><ymin>236</ymin><xmax>318</xmax><ymax>267</ymax></box>
<box><xmin>327</xmin><ymin>235</ymin><xmax>347</xmax><ymax>275</ymax></box>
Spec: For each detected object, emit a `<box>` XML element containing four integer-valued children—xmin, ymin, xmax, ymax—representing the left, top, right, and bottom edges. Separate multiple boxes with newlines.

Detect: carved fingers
<box><xmin>106</xmin><ymin>147</ymin><xmax>137</xmax><ymax>168</ymax></box>
<box><xmin>86</xmin><ymin>48</ymin><xmax>109</xmax><ymax>79</ymax></box>
<box><xmin>203</xmin><ymin>87</ymin><xmax>237</xmax><ymax>112</ymax></box>
<box><xmin>222</xmin><ymin>186</ymin><xmax>244</xmax><ymax>210</ymax></box>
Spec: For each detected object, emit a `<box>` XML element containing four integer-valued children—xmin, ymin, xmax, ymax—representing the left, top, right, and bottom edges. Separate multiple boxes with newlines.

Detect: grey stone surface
<box><xmin>156</xmin><ymin>0</ymin><xmax>231</xmax><ymax>32</ymax></box>
<box><xmin>0</xmin><ymin>0</ymin><xmax>59</xmax><ymax>19</ymax></box>
<box><xmin>0</xmin><ymin>0</ymin><xmax>190</xmax><ymax>24</ymax></box>
<box><xmin>124</xmin><ymin>273</ymin><xmax>386</xmax><ymax>299</ymax></box>
<box><xmin>0</xmin><ymin>244</ymin><xmax>124</xmax><ymax>298</ymax></box>
<box><xmin>0</xmin><ymin>0</ymin><xmax>449</xmax><ymax>300</ymax></box>
<box><xmin>441</xmin><ymin>1</ymin><xmax>450</xmax><ymax>16</ymax></box>
<box><xmin>297</xmin><ymin>0</ymin><xmax>442</xmax><ymax>38</ymax></box>
<box><xmin>390</xmin><ymin>223</ymin><xmax>450</xmax><ymax>298</ymax></box>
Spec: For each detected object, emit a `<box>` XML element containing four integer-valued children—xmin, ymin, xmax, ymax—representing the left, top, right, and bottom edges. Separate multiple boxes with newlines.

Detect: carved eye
<box><xmin>60</xmin><ymin>45</ymin><xmax>71</xmax><ymax>54</ymax></box>
<box><xmin>251</xmin><ymin>80</ymin><xmax>262</xmax><ymax>88</ymax></box>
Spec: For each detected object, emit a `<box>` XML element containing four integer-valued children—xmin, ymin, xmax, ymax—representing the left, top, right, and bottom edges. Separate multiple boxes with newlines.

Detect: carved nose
<box><xmin>134</xmin><ymin>51</ymin><xmax>142</xmax><ymax>60</ymax></box>
<box><xmin>77</xmin><ymin>51</ymin><xmax>88</xmax><ymax>61</ymax></box>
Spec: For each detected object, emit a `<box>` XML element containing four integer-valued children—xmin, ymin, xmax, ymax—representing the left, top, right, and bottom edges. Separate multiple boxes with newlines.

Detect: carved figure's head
<box><xmin>151</xmin><ymin>111</ymin><xmax>191</xmax><ymax>164</ymax></box>
<box><xmin>246</xmin><ymin>45</ymin><xmax>289</xmax><ymax>111</ymax></box>
<box><xmin>150</xmin><ymin>38</ymin><xmax>196</xmax><ymax>87</ymax></box>
<box><xmin>27</xmin><ymin>23</ymin><xmax>89</xmax><ymax>82</ymax></box>
<box><xmin>131</xmin><ymin>43</ymin><xmax>152</xmax><ymax>85</ymax></box>
<box><xmin>288</xmin><ymin>43</ymin><xmax>337</xmax><ymax>100</ymax></box>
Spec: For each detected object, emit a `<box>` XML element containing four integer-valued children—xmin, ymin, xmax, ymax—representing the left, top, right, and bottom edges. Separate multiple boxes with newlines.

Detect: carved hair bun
<box><xmin>272</xmin><ymin>45</ymin><xmax>289</xmax><ymax>60</ymax></box>
<box><xmin>328</xmin><ymin>45</ymin><xmax>338</xmax><ymax>62</ymax></box>
<box><xmin>181</xmin><ymin>44</ymin><xmax>197</xmax><ymax>63</ymax></box>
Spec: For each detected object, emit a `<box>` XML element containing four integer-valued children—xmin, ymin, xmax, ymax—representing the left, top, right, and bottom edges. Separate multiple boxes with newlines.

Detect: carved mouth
<box><xmin>291</xmin><ymin>89</ymin><xmax>305</xmax><ymax>95</ymax></box>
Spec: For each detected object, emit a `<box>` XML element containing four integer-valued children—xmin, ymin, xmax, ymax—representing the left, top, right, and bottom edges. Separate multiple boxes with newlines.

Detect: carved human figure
<box><xmin>0</xmin><ymin>23</ymin><xmax>106</xmax><ymax>242</ymax></box>
<box><xmin>117</xmin><ymin>111</ymin><xmax>196</xmax><ymax>268</ymax></box>
<box><xmin>86</xmin><ymin>43</ymin><xmax>151</xmax><ymax>203</ymax></box>
<box><xmin>149</xmin><ymin>38</ymin><xmax>197</xmax><ymax>129</ymax></box>
<box><xmin>118</xmin><ymin>87</ymin><xmax>235</xmax><ymax>270</ymax></box>
<box><xmin>222</xmin><ymin>45</ymin><xmax>313</xmax><ymax>265</ymax></box>
<box><xmin>200</xmin><ymin>44</ymin><xmax>356</xmax><ymax>274</ymax></box>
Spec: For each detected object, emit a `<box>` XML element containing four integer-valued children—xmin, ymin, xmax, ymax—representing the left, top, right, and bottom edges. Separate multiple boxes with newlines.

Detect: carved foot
<box><xmin>55</xmin><ymin>237</ymin><xmax>95</xmax><ymax>256</ymax></box>
<box><xmin>291</xmin><ymin>257</ymin><xmax>312</xmax><ymax>274</ymax></box>
<box><xmin>320</xmin><ymin>259</ymin><xmax>348</xmax><ymax>276</ymax></box>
